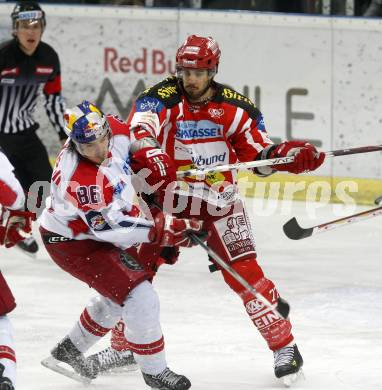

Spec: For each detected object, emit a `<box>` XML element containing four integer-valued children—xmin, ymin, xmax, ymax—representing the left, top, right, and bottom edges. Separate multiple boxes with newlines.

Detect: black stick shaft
<box><xmin>326</xmin><ymin>145</ymin><xmax>382</xmax><ymax>157</ymax></box>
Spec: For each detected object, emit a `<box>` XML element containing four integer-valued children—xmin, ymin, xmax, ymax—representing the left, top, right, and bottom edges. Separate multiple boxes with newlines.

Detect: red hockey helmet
<box><xmin>176</xmin><ymin>35</ymin><xmax>221</xmax><ymax>72</ymax></box>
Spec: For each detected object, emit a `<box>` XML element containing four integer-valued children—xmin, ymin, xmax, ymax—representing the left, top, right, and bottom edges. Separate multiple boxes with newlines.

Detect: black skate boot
<box><xmin>0</xmin><ymin>363</ymin><xmax>14</xmax><ymax>390</ymax></box>
<box><xmin>16</xmin><ymin>236</ymin><xmax>38</xmax><ymax>256</ymax></box>
<box><xmin>274</xmin><ymin>343</ymin><xmax>303</xmax><ymax>386</ymax></box>
<box><xmin>87</xmin><ymin>347</ymin><xmax>138</xmax><ymax>374</ymax></box>
<box><xmin>142</xmin><ymin>367</ymin><xmax>191</xmax><ymax>390</ymax></box>
<box><xmin>41</xmin><ymin>336</ymin><xmax>99</xmax><ymax>383</ymax></box>
<box><xmin>0</xmin><ymin>378</ymin><xmax>14</xmax><ymax>390</ymax></box>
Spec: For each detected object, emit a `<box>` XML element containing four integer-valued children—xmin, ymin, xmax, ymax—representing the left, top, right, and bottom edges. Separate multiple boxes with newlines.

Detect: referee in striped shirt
<box><xmin>0</xmin><ymin>1</ymin><xmax>66</xmax><ymax>254</ymax></box>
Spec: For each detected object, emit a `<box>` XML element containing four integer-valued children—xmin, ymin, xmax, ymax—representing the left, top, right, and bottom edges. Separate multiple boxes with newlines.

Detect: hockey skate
<box><xmin>41</xmin><ymin>336</ymin><xmax>99</xmax><ymax>384</ymax></box>
<box><xmin>87</xmin><ymin>347</ymin><xmax>138</xmax><ymax>374</ymax></box>
<box><xmin>15</xmin><ymin>236</ymin><xmax>38</xmax><ymax>257</ymax></box>
<box><xmin>274</xmin><ymin>343</ymin><xmax>304</xmax><ymax>387</ymax></box>
<box><xmin>142</xmin><ymin>367</ymin><xmax>191</xmax><ymax>390</ymax></box>
<box><xmin>0</xmin><ymin>378</ymin><xmax>14</xmax><ymax>390</ymax></box>
<box><xmin>0</xmin><ymin>363</ymin><xmax>14</xmax><ymax>390</ymax></box>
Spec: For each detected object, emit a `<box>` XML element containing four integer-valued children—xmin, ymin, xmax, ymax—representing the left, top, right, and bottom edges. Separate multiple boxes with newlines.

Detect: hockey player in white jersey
<box><xmin>0</xmin><ymin>149</ymin><xmax>36</xmax><ymax>390</ymax></box>
<box><xmin>39</xmin><ymin>101</ymin><xmax>204</xmax><ymax>389</ymax></box>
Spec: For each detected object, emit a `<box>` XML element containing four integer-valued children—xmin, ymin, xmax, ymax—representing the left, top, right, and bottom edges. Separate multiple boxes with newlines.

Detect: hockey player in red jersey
<box><xmin>97</xmin><ymin>35</ymin><xmax>325</xmax><ymax>386</ymax></box>
<box><xmin>0</xmin><ymin>149</ymin><xmax>36</xmax><ymax>390</ymax></box>
<box><xmin>38</xmin><ymin>101</ymin><xmax>205</xmax><ymax>390</ymax></box>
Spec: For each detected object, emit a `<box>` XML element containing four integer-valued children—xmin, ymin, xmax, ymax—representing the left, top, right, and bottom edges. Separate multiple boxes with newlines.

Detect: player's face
<box><xmin>15</xmin><ymin>20</ymin><xmax>43</xmax><ymax>56</ymax></box>
<box><xmin>181</xmin><ymin>68</ymin><xmax>211</xmax><ymax>102</ymax></box>
<box><xmin>76</xmin><ymin>133</ymin><xmax>110</xmax><ymax>165</ymax></box>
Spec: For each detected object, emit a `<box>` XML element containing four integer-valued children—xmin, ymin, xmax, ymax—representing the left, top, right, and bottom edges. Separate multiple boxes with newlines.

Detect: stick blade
<box><xmin>283</xmin><ymin>217</ymin><xmax>313</xmax><ymax>240</ymax></box>
<box><xmin>375</xmin><ymin>196</ymin><xmax>382</xmax><ymax>206</ymax></box>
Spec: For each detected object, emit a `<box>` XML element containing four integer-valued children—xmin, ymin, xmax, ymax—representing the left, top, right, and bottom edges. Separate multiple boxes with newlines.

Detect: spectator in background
<box><xmin>0</xmin><ymin>1</ymin><xmax>67</xmax><ymax>255</ymax></box>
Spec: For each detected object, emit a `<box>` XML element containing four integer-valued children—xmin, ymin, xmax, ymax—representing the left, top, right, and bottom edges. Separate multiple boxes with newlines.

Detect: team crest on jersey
<box><xmin>215</xmin><ymin>212</ymin><xmax>256</xmax><ymax>261</ymax></box>
<box><xmin>208</xmin><ymin>108</ymin><xmax>224</xmax><ymax>118</ymax></box>
<box><xmin>120</xmin><ymin>252</ymin><xmax>144</xmax><ymax>271</ymax></box>
<box><xmin>90</xmin><ymin>214</ymin><xmax>107</xmax><ymax>231</ymax></box>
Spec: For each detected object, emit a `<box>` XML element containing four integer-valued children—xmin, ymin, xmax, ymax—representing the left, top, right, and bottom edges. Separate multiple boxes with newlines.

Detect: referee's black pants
<box><xmin>0</xmin><ymin>130</ymin><xmax>53</xmax><ymax>215</ymax></box>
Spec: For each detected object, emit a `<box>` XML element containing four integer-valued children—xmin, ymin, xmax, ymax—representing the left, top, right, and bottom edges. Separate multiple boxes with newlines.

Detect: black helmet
<box><xmin>11</xmin><ymin>1</ymin><xmax>46</xmax><ymax>30</ymax></box>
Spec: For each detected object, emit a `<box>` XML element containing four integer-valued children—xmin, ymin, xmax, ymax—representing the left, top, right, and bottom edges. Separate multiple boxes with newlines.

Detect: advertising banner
<box><xmin>0</xmin><ymin>5</ymin><xmax>381</xmax><ymax>184</ymax></box>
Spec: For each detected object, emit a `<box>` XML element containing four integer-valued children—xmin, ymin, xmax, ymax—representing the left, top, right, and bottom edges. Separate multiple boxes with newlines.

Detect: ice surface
<box><xmin>1</xmin><ymin>198</ymin><xmax>381</xmax><ymax>389</ymax></box>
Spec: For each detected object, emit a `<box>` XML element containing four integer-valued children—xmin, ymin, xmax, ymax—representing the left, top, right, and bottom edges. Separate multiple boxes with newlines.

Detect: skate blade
<box><xmin>100</xmin><ymin>363</ymin><xmax>139</xmax><ymax>375</ymax></box>
<box><xmin>99</xmin><ymin>364</ymin><xmax>139</xmax><ymax>376</ymax></box>
<box><xmin>281</xmin><ymin>369</ymin><xmax>305</xmax><ymax>388</ymax></box>
<box><xmin>41</xmin><ymin>356</ymin><xmax>92</xmax><ymax>385</ymax></box>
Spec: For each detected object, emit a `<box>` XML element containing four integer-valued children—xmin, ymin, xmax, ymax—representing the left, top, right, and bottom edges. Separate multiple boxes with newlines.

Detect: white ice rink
<box><xmin>1</xmin><ymin>198</ymin><xmax>381</xmax><ymax>390</ymax></box>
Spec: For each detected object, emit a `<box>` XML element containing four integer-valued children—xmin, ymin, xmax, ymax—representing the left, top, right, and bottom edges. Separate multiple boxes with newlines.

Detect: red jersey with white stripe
<box><xmin>40</xmin><ymin>115</ymin><xmax>153</xmax><ymax>249</ymax></box>
<box><xmin>0</xmin><ymin>149</ymin><xmax>25</xmax><ymax>210</ymax></box>
<box><xmin>128</xmin><ymin>76</ymin><xmax>273</xmax><ymax>205</ymax></box>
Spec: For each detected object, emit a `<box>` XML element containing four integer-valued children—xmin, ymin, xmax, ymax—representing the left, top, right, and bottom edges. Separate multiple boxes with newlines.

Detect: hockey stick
<box><xmin>150</xmin><ymin>199</ymin><xmax>289</xmax><ymax>320</ymax></box>
<box><xmin>283</xmin><ymin>205</ymin><xmax>382</xmax><ymax>240</ymax></box>
<box><xmin>188</xmin><ymin>232</ymin><xmax>290</xmax><ymax>320</ymax></box>
<box><xmin>176</xmin><ymin>144</ymin><xmax>382</xmax><ymax>178</ymax></box>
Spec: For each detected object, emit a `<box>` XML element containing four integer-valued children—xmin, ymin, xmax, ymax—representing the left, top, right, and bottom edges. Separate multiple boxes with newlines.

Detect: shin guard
<box><xmin>241</xmin><ymin>278</ymin><xmax>294</xmax><ymax>351</ymax></box>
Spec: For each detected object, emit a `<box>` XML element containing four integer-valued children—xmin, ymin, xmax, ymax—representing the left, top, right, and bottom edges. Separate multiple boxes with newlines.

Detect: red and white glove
<box><xmin>130</xmin><ymin>147</ymin><xmax>177</xmax><ymax>204</ymax></box>
<box><xmin>270</xmin><ymin>141</ymin><xmax>325</xmax><ymax>174</ymax></box>
<box><xmin>0</xmin><ymin>209</ymin><xmax>36</xmax><ymax>248</ymax></box>
<box><xmin>148</xmin><ymin>211</ymin><xmax>205</xmax><ymax>247</ymax></box>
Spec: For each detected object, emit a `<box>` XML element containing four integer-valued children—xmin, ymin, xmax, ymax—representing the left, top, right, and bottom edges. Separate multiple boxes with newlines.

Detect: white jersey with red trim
<box><xmin>128</xmin><ymin>76</ymin><xmax>274</xmax><ymax>206</ymax></box>
<box><xmin>39</xmin><ymin>115</ymin><xmax>153</xmax><ymax>249</ymax></box>
<box><xmin>0</xmin><ymin>149</ymin><xmax>25</xmax><ymax>210</ymax></box>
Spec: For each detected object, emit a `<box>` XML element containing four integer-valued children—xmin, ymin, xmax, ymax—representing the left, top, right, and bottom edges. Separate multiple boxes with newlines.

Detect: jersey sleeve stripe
<box><xmin>226</xmin><ymin>107</ymin><xmax>244</xmax><ymax>138</ymax></box>
<box><xmin>245</xmin><ymin>131</ymin><xmax>265</xmax><ymax>153</ymax></box>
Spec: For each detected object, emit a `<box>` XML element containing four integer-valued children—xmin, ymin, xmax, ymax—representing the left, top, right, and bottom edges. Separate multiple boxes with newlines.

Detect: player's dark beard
<box><xmin>179</xmin><ymin>79</ymin><xmax>213</xmax><ymax>103</ymax></box>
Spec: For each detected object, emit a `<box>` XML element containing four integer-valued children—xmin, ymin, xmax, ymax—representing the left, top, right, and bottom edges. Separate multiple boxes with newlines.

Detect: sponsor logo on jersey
<box><xmin>191</xmin><ymin>152</ymin><xmax>226</xmax><ymax>167</ymax></box>
<box><xmin>245</xmin><ymin>299</ymin><xmax>265</xmax><ymax>314</ymax></box>
<box><xmin>222</xmin><ymin>88</ymin><xmax>255</xmax><ymax>107</ymax></box>
<box><xmin>1</xmin><ymin>67</ymin><xmax>19</xmax><ymax>77</ymax></box>
<box><xmin>218</xmin><ymin>213</ymin><xmax>256</xmax><ymax>260</ymax></box>
<box><xmin>174</xmin><ymin>144</ymin><xmax>193</xmax><ymax>156</ymax></box>
<box><xmin>0</xmin><ymin>79</ymin><xmax>16</xmax><ymax>85</ymax></box>
<box><xmin>35</xmin><ymin>67</ymin><xmax>53</xmax><ymax>75</ymax></box>
<box><xmin>175</xmin><ymin>120</ymin><xmax>223</xmax><ymax>140</ymax></box>
<box><xmin>138</xmin><ymin>97</ymin><xmax>160</xmax><ymax>112</ymax></box>
<box><xmin>208</xmin><ymin>108</ymin><xmax>224</xmax><ymax>118</ymax></box>
<box><xmin>157</xmin><ymin>85</ymin><xmax>177</xmax><ymax>99</ymax></box>
<box><xmin>47</xmin><ymin>235</ymin><xmax>72</xmax><ymax>244</ymax></box>
<box><xmin>217</xmin><ymin>184</ymin><xmax>236</xmax><ymax>203</ymax></box>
